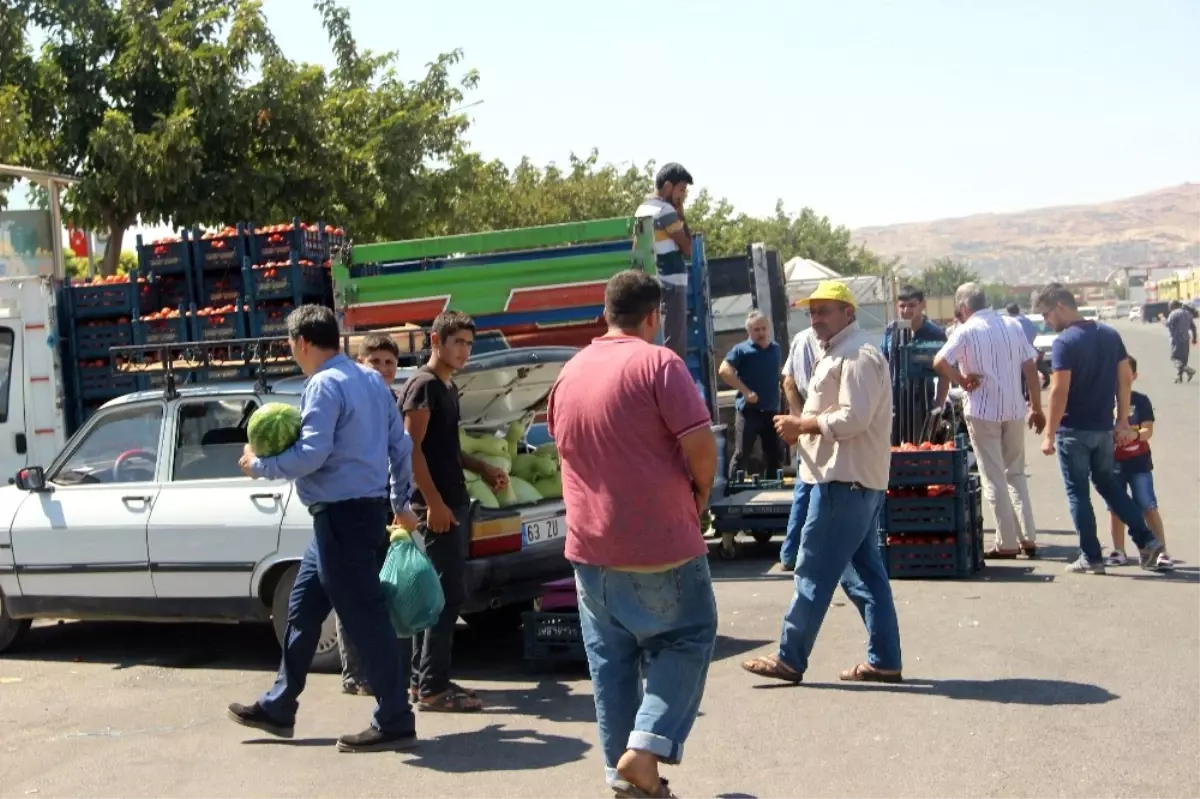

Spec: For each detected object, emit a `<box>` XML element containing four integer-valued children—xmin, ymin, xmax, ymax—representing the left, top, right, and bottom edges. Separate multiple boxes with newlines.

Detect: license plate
<box><xmin>522</xmin><ymin>516</ymin><xmax>566</xmax><ymax>547</ymax></box>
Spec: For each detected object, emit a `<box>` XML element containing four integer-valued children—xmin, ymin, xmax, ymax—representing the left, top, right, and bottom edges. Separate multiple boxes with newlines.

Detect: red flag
<box><xmin>68</xmin><ymin>228</ymin><xmax>89</xmax><ymax>258</ymax></box>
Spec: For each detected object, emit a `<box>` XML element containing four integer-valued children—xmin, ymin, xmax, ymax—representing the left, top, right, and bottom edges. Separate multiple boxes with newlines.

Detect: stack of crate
<box><xmin>880</xmin><ymin>442</ymin><xmax>984</xmax><ymax>579</ymax></box>
<box><xmin>243</xmin><ymin>218</ymin><xmax>340</xmax><ymax>339</ymax></box>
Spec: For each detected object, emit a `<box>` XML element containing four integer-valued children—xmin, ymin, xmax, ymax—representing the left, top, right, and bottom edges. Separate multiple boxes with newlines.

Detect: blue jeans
<box><xmin>778</xmin><ymin>482</ymin><xmax>901</xmax><ymax>674</ymax></box>
<box><xmin>260</xmin><ymin>499</ymin><xmax>414</xmax><ymax>734</ymax></box>
<box><xmin>1056</xmin><ymin>430</ymin><xmax>1157</xmax><ymax>563</ymax></box>
<box><xmin>1106</xmin><ymin>469</ymin><xmax>1158</xmax><ymax>513</ymax></box>
<box><xmin>780</xmin><ymin>481</ymin><xmax>814</xmax><ymax>566</ymax></box>
<box><xmin>574</xmin><ymin>556</ymin><xmax>718</xmax><ymax>785</ymax></box>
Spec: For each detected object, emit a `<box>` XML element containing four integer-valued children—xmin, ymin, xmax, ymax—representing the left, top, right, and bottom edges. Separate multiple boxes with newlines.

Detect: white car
<box><xmin>1129</xmin><ymin>306</ymin><xmax>1142</xmax><ymax>322</ymax></box>
<box><xmin>0</xmin><ymin>349</ymin><xmax>575</xmax><ymax>668</ymax></box>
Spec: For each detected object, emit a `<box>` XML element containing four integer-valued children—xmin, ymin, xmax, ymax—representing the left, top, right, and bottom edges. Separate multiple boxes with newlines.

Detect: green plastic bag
<box><xmin>379</xmin><ymin>529</ymin><xmax>445</xmax><ymax>637</ymax></box>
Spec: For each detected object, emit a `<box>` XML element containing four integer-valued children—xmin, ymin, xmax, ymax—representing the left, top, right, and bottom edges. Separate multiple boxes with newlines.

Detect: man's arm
<box><xmin>1022</xmin><ymin>359</ymin><xmax>1043</xmax><ymax>413</ymax></box>
<box><xmin>252</xmin><ymin>380</ymin><xmax>340</xmax><ymax>480</ymax></box>
<box><xmin>932</xmin><ymin>332</ymin><xmax>973</xmax><ymax>390</ymax></box>
<box><xmin>815</xmin><ymin>352</ymin><xmax>889</xmax><ymax>440</ymax></box>
<box><xmin>385</xmin><ymin>400</ymin><xmax>414</xmax><ymax>515</ymax></box>
<box><xmin>718</xmin><ymin>359</ymin><xmax>754</xmax><ymax>397</ymax></box>
<box><xmin>654</xmin><ymin>356</ymin><xmax>716</xmax><ymax>509</ymax></box>
<box><xmin>783</xmin><ymin>375</ymin><xmax>804</xmax><ymax>416</ymax></box>
<box><xmin>1116</xmin><ymin>358</ymin><xmax>1134</xmax><ymax>430</ymax></box>
<box><xmin>1045</xmin><ymin>369</ymin><xmax>1070</xmax><ymax>438</ymax></box>
<box><xmin>659</xmin><ymin>206</ymin><xmax>693</xmax><ymax>259</ymax></box>
<box><xmin>679</xmin><ymin>427</ymin><xmax>717</xmax><ymax>512</ymax></box>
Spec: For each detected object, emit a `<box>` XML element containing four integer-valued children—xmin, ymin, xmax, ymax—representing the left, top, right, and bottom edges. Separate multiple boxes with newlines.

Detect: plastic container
<box><xmin>136</xmin><ymin>232</ymin><xmax>192</xmax><ymax>275</ymax></box>
<box><xmin>73</xmin><ymin>321</ymin><xmax>135</xmax><ymax>358</ymax></box>
<box><xmin>192</xmin><ymin>306</ymin><xmax>247</xmax><ymax>342</ymax></box>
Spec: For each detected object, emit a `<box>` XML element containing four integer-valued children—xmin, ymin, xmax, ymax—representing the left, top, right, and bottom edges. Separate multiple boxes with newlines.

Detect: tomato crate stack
<box><xmin>880</xmin><ymin>442</ymin><xmax>984</xmax><ymax>579</ymax></box>
<box><xmin>243</xmin><ymin>218</ymin><xmax>339</xmax><ymax>338</ymax></box>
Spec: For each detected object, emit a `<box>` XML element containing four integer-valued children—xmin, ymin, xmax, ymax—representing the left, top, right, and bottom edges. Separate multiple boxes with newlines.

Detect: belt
<box><xmin>308</xmin><ymin>497</ymin><xmax>390</xmax><ymax>516</ymax></box>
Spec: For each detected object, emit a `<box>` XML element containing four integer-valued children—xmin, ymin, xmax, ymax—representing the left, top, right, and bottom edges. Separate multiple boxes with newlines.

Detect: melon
<box><xmin>247</xmin><ymin>402</ymin><xmax>302</xmax><ymax>457</ymax></box>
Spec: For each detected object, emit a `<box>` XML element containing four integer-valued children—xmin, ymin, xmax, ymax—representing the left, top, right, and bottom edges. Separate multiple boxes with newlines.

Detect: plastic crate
<box><xmin>75</xmin><ymin>360</ymin><xmax>141</xmax><ymax>400</ymax></box>
<box><xmin>153</xmin><ymin>274</ymin><xmax>195</xmax><ymax>309</ymax></box>
<box><xmin>200</xmin><ymin>273</ymin><xmax>244</xmax><ymax>306</ymax></box>
<box><xmin>136</xmin><ymin>233</ymin><xmax>192</xmax><ymax>275</ymax></box>
<box><xmin>67</xmin><ymin>279</ymin><xmax>155</xmax><ymax>319</ymax></box>
<box><xmin>191</xmin><ymin>227</ymin><xmax>247</xmax><ymax>271</ymax></box>
<box><xmin>192</xmin><ymin>307</ymin><xmax>247</xmax><ymax>342</ymax></box>
<box><xmin>249</xmin><ymin>218</ymin><xmax>344</xmax><ymax>264</ymax></box>
<box><xmin>247</xmin><ymin>256</ymin><xmax>330</xmax><ymax>304</ymax></box>
<box><xmin>73</xmin><ymin>321</ymin><xmax>135</xmax><ymax>358</ymax></box>
<box><xmin>885</xmin><ymin>534</ymin><xmax>975</xmax><ymax>579</ymax></box>
<box><xmin>889</xmin><ymin>448</ymin><xmax>969</xmax><ymax>487</ymax></box>
<box><xmin>522</xmin><ymin>611</ymin><xmax>587</xmax><ymax>666</ymax></box>
<box><xmin>250</xmin><ymin>304</ymin><xmax>294</xmax><ymax>338</ymax></box>
<box><xmin>884</xmin><ymin>492</ymin><xmax>969</xmax><ymax>533</ymax></box>
<box><xmin>135</xmin><ymin>313</ymin><xmax>191</xmax><ymax>346</ymax></box>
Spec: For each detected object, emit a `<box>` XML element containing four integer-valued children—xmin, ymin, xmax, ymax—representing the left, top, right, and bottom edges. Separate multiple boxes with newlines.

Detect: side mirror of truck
<box><xmin>15</xmin><ymin>466</ymin><xmax>47</xmax><ymax>492</ymax></box>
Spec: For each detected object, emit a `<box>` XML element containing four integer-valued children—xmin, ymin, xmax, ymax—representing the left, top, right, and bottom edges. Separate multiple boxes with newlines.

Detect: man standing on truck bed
<box><xmin>549</xmin><ymin>269</ymin><xmax>719</xmax><ymax>798</ymax></box>
<box><xmin>720</xmin><ymin>309</ymin><xmax>784</xmax><ymax>482</ymax></box>
<box><xmin>401</xmin><ymin>310</ymin><xmax>507</xmax><ymax>713</ymax></box>
<box><xmin>635</xmin><ymin>162</ymin><xmax>694</xmax><ymax>359</ymax></box>
<box><xmin>227</xmin><ymin>304</ymin><xmax>421</xmax><ymax>753</ymax></box>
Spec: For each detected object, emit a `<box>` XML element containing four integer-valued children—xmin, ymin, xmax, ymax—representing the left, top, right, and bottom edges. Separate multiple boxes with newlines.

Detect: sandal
<box><xmin>1020</xmin><ymin>542</ymin><xmax>1038</xmax><ymax>558</ymax></box>
<box><xmin>983</xmin><ymin>548</ymin><xmax>1020</xmax><ymax>560</ymax></box>
<box><xmin>741</xmin><ymin>654</ymin><xmax>804</xmax><ymax>683</ymax></box>
<box><xmin>839</xmin><ymin>663</ymin><xmax>903</xmax><ymax>683</ymax></box>
<box><xmin>410</xmin><ymin>681</ymin><xmax>477</xmax><ymax>702</ymax></box>
<box><xmin>417</xmin><ymin>689</ymin><xmax>483</xmax><ymax>713</ymax></box>
<box><xmin>612</xmin><ymin>778</ymin><xmax>675</xmax><ymax>798</ymax></box>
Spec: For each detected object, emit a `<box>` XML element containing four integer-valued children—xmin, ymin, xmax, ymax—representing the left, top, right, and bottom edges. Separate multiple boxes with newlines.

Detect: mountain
<box><xmin>851</xmin><ymin>184</ymin><xmax>1200</xmax><ymax>283</ymax></box>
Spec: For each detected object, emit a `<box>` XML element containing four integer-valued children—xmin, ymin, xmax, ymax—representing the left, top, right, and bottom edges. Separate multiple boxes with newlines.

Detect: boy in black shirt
<box><xmin>1106</xmin><ymin>357</ymin><xmax>1170</xmax><ymax>568</ymax></box>
<box><xmin>401</xmin><ymin>310</ymin><xmax>507</xmax><ymax>712</ymax></box>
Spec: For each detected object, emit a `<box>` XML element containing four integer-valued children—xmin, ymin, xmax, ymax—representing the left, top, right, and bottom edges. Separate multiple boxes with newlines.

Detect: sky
<box><xmin>13</xmin><ymin>0</ymin><xmax>1200</xmax><ymax>246</ymax></box>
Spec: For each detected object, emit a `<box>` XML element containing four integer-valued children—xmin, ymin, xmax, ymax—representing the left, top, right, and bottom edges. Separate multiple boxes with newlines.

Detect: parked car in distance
<box><xmin>1129</xmin><ymin>305</ymin><xmax>1142</xmax><ymax>322</ymax></box>
<box><xmin>1078</xmin><ymin>306</ymin><xmax>1100</xmax><ymax>321</ymax></box>
<box><xmin>1027</xmin><ymin>313</ymin><xmax>1055</xmax><ymax>388</ymax></box>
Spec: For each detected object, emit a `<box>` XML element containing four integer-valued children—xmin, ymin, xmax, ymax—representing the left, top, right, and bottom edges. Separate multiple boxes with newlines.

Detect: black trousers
<box><xmin>409</xmin><ymin>501</ymin><xmax>471</xmax><ymax>697</ymax></box>
<box><xmin>729</xmin><ymin>407</ymin><xmax>784</xmax><ymax>481</ymax></box>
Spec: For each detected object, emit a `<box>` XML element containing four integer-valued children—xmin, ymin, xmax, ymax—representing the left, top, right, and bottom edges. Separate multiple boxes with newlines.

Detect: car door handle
<box><xmin>250</xmin><ymin>492</ymin><xmax>281</xmax><ymax>501</ymax></box>
<box><xmin>122</xmin><ymin>495</ymin><xmax>152</xmax><ymax>505</ymax></box>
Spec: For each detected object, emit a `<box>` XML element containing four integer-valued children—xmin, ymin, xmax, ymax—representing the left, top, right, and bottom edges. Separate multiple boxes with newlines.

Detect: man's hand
<box><xmin>1114</xmin><ymin>419</ymin><xmax>1136</xmax><ymax>445</ymax></box>
<box><xmin>393</xmin><ymin>508</ymin><xmax>421</xmax><ymax>532</ymax></box>
<box><xmin>426</xmin><ymin>500</ymin><xmax>457</xmax><ymax>534</ymax></box>
<box><xmin>774</xmin><ymin>414</ymin><xmax>819</xmax><ymax>445</ymax></box>
<box><xmin>481</xmin><ymin>463</ymin><xmax>509</xmax><ymax>491</ymax></box>
<box><xmin>745</xmin><ymin>391</ymin><xmax>759</xmax><ymax>406</ymax></box>
<box><xmin>1041</xmin><ymin>434</ymin><xmax>1056</xmax><ymax>456</ymax></box>
<box><xmin>1027</xmin><ymin>409</ymin><xmax>1047</xmax><ymax>435</ymax></box>
<box><xmin>959</xmin><ymin>373</ymin><xmax>983</xmax><ymax>391</ymax></box>
<box><xmin>694</xmin><ymin>488</ymin><xmax>711</xmax><ymax>516</ymax></box>
<box><xmin>238</xmin><ymin>445</ymin><xmax>257</xmax><ymax>478</ymax></box>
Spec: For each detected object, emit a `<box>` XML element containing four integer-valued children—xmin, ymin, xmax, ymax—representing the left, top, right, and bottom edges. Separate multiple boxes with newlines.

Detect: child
<box><xmin>1107</xmin><ymin>357</ymin><xmax>1170</xmax><ymax>568</ymax></box>
<box><xmin>337</xmin><ymin>333</ymin><xmax>403</xmax><ymax>696</ymax></box>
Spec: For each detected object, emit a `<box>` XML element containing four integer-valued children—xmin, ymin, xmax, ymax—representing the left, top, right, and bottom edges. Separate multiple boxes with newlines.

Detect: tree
<box><xmin>921</xmin><ymin>257</ymin><xmax>980</xmax><ymax>297</ymax></box>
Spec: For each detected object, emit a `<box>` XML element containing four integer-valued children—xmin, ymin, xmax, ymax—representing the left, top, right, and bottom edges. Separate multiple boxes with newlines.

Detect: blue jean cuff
<box><xmin>627</xmin><ymin>730</ymin><xmax>681</xmax><ymax>765</ymax></box>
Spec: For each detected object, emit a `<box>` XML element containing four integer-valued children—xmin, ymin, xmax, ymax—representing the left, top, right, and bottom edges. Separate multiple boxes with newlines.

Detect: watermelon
<box><xmin>247</xmin><ymin>402</ymin><xmax>302</xmax><ymax>457</ymax></box>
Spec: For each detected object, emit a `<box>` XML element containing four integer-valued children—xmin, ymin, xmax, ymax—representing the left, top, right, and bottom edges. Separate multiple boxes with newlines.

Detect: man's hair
<box><xmin>1128</xmin><ymin>356</ymin><xmax>1138</xmax><ymax>374</ymax></box>
<box><xmin>655</xmin><ymin>162</ymin><xmax>693</xmax><ymax>190</ymax></box>
<box><xmin>1006</xmin><ymin>303</ymin><xmax>1021</xmax><ymax>315</ymax></box>
<box><xmin>287</xmin><ymin>304</ymin><xmax>340</xmax><ymax>350</ymax></box>
<box><xmin>1033</xmin><ymin>282</ymin><xmax>1077</xmax><ymax>312</ymax></box>
<box><xmin>955</xmin><ymin>282</ymin><xmax>988</xmax><ymax>312</ymax></box>
<box><xmin>745</xmin><ymin>309</ymin><xmax>768</xmax><ymax>330</ymax></box>
<box><xmin>1168</xmin><ymin>300</ymin><xmax>1182</xmax><ymax>311</ymax></box>
<box><xmin>357</xmin><ymin>333</ymin><xmax>400</xmax><ymax>360</ymax></box>
<box><xmin>605</xmin><ymin>269</ymin><xmax>662</xmax><ymax>329</ymax></box>
<box><xmin>897</xmin><ymin>285</ymin><xmax>925</xmax><ymax>303</ymax></box>
<box><xmin>432</xmin><ymin>310</ymin><xmax>477</xmax><ymax>342</ymax></box>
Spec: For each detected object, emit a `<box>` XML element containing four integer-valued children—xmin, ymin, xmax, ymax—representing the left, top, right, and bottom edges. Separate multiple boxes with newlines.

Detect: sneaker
<box><xmin>1104</xmin><ymin>550</ymin><xmax>1129</xmax><ymax>567</ymax></box>
<box><xmin>1065</xmin><ymin>556</ymin><xmax>1106</xmax><ymax>575</ymax></box>
<box><xmin>1139</xmin><ymin>544</ymin><xmax>1174</xmax><ymax>572</ymax></box>
<box><xmin>226</xmin><ymin>702</ymin><xmax>294</xmax><ymax>738</ymax></box>
<box><xmin>1188</xmin><ymin>368</ymin><xmax>1197</xmax><ymax>383</ymax></box>
<box><xmin>336</xmin><ymin>726</ymin><xmax>419</xmax><ymax>753</ymax></box>
<box><xmin>342</xmin><ymin>681</ymin><xmax>373</xmax><ymax>696</ymax></box>
<box><xmin>1157</xmin><ymin>553</ymin><xmax>1175</xmax><ymax>569</ymax></box>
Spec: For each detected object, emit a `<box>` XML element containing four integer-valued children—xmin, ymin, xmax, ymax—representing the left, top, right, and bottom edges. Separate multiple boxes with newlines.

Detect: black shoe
<box><xmin>336</xmin><ymin>726</ymin><xmax>419</xmax><ymax>753</ymax></box>
<box><xmin>226</xmin><ymin>702</ymin><xmax>294</xmax><ymax>738</ymax></box>
<box><xmin>780</xmin><ymin>562</ymin><xmax>795</xmax><ymax>572</ymax></box>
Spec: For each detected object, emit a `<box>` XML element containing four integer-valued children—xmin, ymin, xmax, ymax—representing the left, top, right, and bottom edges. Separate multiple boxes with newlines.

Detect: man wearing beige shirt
<box><xmin>741</xmin><ymin>281</ymin><xmax>903</xmax><ymax>684</ymax></box>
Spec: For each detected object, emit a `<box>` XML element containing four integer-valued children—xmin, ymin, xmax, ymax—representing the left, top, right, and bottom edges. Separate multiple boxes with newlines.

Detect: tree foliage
<box><xmin>921</xmin><ymin>257</ymin><xmax>980</xmax><ymax>296</ymax></box>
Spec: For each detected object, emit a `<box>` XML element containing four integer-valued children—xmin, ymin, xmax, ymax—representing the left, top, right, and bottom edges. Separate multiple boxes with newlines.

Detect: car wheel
<box><xmin>0</xmin><ymin>587</ymin><xmax>32</xmax><ymax>654</ymax></box>
<box><xmin>462</xmin><ymin>601</ymin><xmax>532</xmax><ymax>638</ymax></box>
<box><xmin>270</xmin><ymin>564</ymin><xmax>341</xmax><ymax>674</ymax></box>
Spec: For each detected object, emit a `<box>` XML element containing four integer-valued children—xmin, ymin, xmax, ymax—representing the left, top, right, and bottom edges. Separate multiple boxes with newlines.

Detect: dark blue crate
<box><xmin>135</xmin><ymin>313</ymin><xmax>190</xmax><ymax>346</ymax></box>
<box><xmin>67</xmin><ymin>279</ymin><xmax>155</xmax><ymax>319</ymax></box>
<box><xmin>154</xmin><ymin>274</ymin><xmax>196</xmax><ymax>309</ymax></box>
<box><xmin>889</xmin><ymin>448</ymin><xmax>969</xmax><ymax>487</ymax></box>
<box><xmin>136</xmin><ymin>233</ymin><xmax>192</xmax><ymax>275</ymax></box>
<box><xmin>192</xmin><ymin>307</ymin><xmax>247</xmax><ymax>342</ymax></box>
<box><xmin>248</xmin><ymin>218</ymin><xmax>343</xmax><ymax>265</ymax></box>
<box><xmin>191</xmin><ymin>226</ymin><xmax>248</xmax><ymax>271</ymax></box>
<box><xmin>76</xmin><ymin>362</ymin><xmax>141</xmax><ymax>400</ymax></box>
<box><xmin>250</xmin><ymin>304</ymin><xmax>294</xmax><ymax>338</ymax></box>
<box><xmin>74</xmin><ymin>321</ymin><xmax>135</xmax><ymax>358</ymax></box>
<box><xmin>200</xmin><ymin>272</ymin><xmax>244</xmax><ymax>307</ymax></box>
<box><xmin>522</xmin><ymin>611</ymin><xmax>586</xmax><ymax>666</ymax></box>
<box><xmin>885</xmin><ymin>492</ymin><xmax>969</xmax><ymax>533</ymax></box>
<box><xmin>885</xmin><ymin>535</ymin><xmax>974</xmax><ymax>579</ymax></box>
<box><xmin>246</xmin><ymin>257</ymin><xmax>330</xmax><ymax>303</ymax></box>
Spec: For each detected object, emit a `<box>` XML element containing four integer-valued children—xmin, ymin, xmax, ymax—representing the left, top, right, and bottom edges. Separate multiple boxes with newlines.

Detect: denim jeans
<box><xmin>409</xmin><ymin>502</ymin><xmax>471</xmax><ymax>698</ymax></box>
<box><xmin>780</xmin><ymin>481</ymin><xmax>813</xmax><ymax>566</ymax></box>
<box><xmin>259</xmin><ymin>499</ymin><xmax>414</xmax><ymax>734</ymax></box>
<box><xmin>574</xmin><ymin>556</ymin><xmax>718</xmax><ymax>785</ymax></box>
<box><xmin>1056</xmin><ymin>430</ymin><xmax>1157</xmax><ymax>563</ymax></box>
<box><xmin>778</xmin><ymin>482</ymin><xmax>901</xmax><ymax>674</ymax></box>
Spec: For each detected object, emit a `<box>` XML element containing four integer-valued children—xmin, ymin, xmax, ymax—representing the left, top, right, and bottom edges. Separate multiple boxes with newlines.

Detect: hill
<box><xmin>851</xmin><ymin>184</ymin><xmax>1200</xmax><ymax>283</ymax></box>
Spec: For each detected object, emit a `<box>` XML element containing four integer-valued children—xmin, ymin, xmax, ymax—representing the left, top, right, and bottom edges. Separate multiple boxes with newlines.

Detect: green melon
<box><xmin>247</xmin><ymin>402</ymin><xmax>302</xmax><ymax>458</ymax></box>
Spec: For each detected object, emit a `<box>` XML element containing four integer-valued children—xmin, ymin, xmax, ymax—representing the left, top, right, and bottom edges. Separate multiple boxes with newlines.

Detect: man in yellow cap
<box><xmin>741</xmin><ymin>281</ymin><xmax>903</xmax><ymax>685</ymax></box>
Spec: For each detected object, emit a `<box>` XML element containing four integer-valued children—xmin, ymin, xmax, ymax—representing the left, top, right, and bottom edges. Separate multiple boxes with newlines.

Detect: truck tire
<box><xmin>0</xmin><ymin>587</ymin><xmax>31</xmax><ymax>654</ymax></box>
<box><xmin>270</xmin><ymin>564</ymin><xmax>341</xmax><ymax>674</ymax></box>
<box><xmin>462</xmin><ymin>601</ymin><xmax>532</xmax><ymax>638</ymax></box>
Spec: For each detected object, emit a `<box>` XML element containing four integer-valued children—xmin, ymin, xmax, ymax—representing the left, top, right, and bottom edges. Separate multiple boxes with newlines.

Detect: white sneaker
<box><xmin>1066</xmin><ymin>555</ymin><xmax>1106</xmax><ymax>574</ymax></box>
<box><xmin>1105</xmin><ymin>550</ymin><xmax>1129</xmax><ymax>567</ymax></box>
<box><xmin>1156</xmin><ymin>553</ymin><xmax>1175</xmax><ymax>569</ymax></box>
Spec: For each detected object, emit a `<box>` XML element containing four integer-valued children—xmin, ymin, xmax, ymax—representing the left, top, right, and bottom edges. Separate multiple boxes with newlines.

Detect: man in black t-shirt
<box><xmin>401</xmin><ymin>310</ymin><xmax>507</xmax><ymax>713</ymax></box>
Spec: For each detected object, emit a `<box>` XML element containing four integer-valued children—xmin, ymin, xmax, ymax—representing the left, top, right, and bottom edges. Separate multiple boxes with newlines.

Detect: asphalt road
<box><xmin>1</xmin><ymin>320</ymin><xmax>1196</xmax><ymax>799</ymax></box>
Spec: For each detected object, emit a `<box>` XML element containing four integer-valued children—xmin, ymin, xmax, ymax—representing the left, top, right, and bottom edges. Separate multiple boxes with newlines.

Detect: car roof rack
<box><xmin>109</xmin><ymin>327</ymin><xmax>429</xmax><ymax>399</ymax></box>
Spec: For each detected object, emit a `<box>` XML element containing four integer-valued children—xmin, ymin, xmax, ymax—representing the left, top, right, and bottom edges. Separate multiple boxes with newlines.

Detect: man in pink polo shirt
<box><xmin>548</xmin><ymin>269</ymin><xmax>718</xmax><ymax>799</ymax></box>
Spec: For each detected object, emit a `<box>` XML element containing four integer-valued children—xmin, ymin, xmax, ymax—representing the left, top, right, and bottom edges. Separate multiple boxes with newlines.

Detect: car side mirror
<box><xmin>15</xmin><ymin>466</ymin><xmax>47</xmax><ymax>492</ymax></box>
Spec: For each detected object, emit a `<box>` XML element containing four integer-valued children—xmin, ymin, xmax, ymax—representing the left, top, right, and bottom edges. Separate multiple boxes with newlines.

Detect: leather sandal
<box><xmin>741</xmin><ymin>654</ymin><xmax>804</xmax><ymax>683</ymax></box>
<box><xmin>840</xmin><ymin>663</ymin><xmax>903</xmax><ymax>683</ymax></box>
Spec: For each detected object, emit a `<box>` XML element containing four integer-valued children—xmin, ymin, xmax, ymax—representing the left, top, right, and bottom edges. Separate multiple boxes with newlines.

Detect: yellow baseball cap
<box><xmin>793</xmin><ymin>280</ymin><xmax>857</xmax><ymax>309</ymax></box>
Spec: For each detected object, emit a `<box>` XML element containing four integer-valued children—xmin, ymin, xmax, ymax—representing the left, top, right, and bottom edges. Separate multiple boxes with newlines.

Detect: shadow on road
<box><xmin>764</xmin><ymin>677</ymin><xmax>1119</xmax><ymax>706</ymax></box>
<box><xmin>484</xmin><ymin>679</ymin><xmax>595</xmax><ymax>723</ymax></box>
<box><xmin>976</xmin><ymin>565</ymin><xmax>1057</xmax><ymax>584</ymax></box>
<box><xmin>1124</xmin><ymin>566</ymin><xmax>1199</xmax><ymax>584</ymax></box>
<box><xmin>406</xmin><ymin>722</ymin><xmax>591</xmax><ymax>773</ymax></box>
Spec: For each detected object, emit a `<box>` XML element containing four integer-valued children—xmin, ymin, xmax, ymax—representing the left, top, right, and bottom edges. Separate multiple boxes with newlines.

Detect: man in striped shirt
<box><xmin>933</xmin><ymin>283</ymin><xmax>1045</xmax><ymax>559</ymax></box>
<box><xmin>635</xmin><ymin>163</ymin><xmax>694</xmax><ymax>359</ymax></box>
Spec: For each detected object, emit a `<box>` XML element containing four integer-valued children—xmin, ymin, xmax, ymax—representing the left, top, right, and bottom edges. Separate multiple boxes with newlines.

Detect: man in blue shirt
<box><xmin>1006</xmin><ymin>303</ymin><xmax>1038</xmax><ymax>346</ymax></box>
<box><xmin>227</xmin><ymin>304</ymin><xmax>422</xmax><ymax>752</ymax></box>
<box><xmin>719</xmin><ymin>310</ymin><xmax>783</xmax><ymax>480</ymax></box>
<box><xmin>1034</xmin><ymin>283</ymin><xmax>1171</xmax><ymax>574</ymax></box>
<box><xmin>881</xmin><ymin>285</ymin><xmax>947</xmax><ymax>445</ymax></box>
